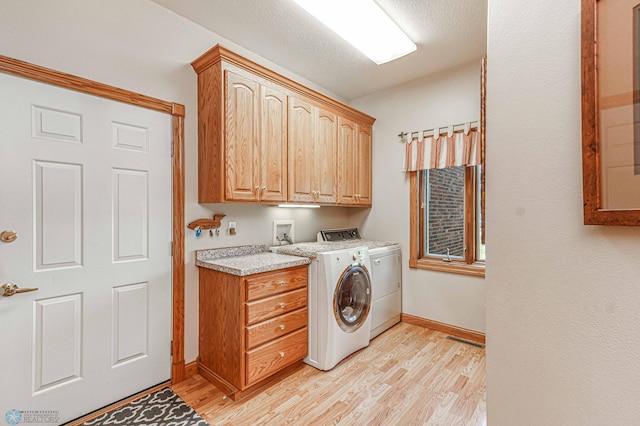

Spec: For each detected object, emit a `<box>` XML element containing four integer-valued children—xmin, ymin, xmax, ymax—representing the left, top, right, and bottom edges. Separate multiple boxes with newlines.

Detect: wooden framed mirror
<box><xmin>582</xmin><ymin>0</ymin><xmax>640</xmax><ymax>225</ymax></box>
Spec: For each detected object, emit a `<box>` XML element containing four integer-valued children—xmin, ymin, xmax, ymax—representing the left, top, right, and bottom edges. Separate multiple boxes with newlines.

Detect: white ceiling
<box><xmin>150</xmin><ymin>0</ymin><xmax>487</xmax><ymax>101</ymax></box>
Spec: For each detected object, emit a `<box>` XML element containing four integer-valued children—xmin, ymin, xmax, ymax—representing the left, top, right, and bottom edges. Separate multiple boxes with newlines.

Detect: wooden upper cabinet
<box><xmin>260</xmin><ymin>86</ymin><xmax>288</xmax><ymax>203</ymax></box>
<box><xmin>337</xmin><ymin>117</ymin><xmax>357</xmax><ymax>204</ymax></box>
<box><xmin>337</xmin><ymin>118</ymin><xmax>372</xmax><ymax>206</ymax></box>
<box><xmin>288</xmin><ymin>97</ymin><xmax>315</xmax><ymax>203</ymax></box>
<box><xmin>225</xmin><ymin>71</ymin><xmax>260</xmax><ymax>201</ymax></box>
<box><xmin>356</xmin><ymin>124</ymin><xmax>372</xmax><ymax>206</ymax></box>
<box><xmin>288</xmin><ymin>97</ymin><xmax>338</xmax><ymax>204</ymax></box>
<box><xmin>191</xmin><ymin>45</ymin><xmax>375</xmax><ymax>205</ymax></box>
<box><xmin>315</xmin><ymin>108</ymin><xmax>338</xmax><ymax>204</ymax></box>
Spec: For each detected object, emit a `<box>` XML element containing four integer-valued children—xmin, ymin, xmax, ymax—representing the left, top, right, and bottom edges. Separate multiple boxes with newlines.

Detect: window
<box><xmin>409</xmin><ymin>165</ymin><xmax>485</xmax><ymax>277</ymax></box>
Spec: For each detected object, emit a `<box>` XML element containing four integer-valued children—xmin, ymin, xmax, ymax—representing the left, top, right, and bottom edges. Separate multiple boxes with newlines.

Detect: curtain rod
<box><xmin>398</xmin><ymin>120</ymin><xmax>480</xmax><ymax>140</ymax></box>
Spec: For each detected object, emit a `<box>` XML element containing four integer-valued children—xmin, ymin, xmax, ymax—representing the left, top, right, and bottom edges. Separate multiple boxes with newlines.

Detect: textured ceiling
<box><xmin>150</xmin><ymin>0</ymin><xmax>487</xmax><ymax>100</ymax></box>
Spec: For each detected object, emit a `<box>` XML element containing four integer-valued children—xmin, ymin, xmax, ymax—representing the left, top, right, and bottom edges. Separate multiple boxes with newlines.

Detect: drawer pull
<box><xmin>279</xmin><ymin>281</ymin><xmax>285</xmax><ymax>286</ymax></box>
<box><xmin>279</xmin><ymin>324</ymin><xmax>285</xmax><ymax>330</ymax></box>
<box><xmin>279</xmin><ymin>302</ymin><xmax>285</xmax><ymax>308</ymax></box>
<box><xmin>279</xmin><ymin>352</ymin><xmax>285</xmax><ymax>358</ymax></box>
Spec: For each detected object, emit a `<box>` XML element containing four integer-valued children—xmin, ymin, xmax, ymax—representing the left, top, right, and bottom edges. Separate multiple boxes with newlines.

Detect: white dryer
<box><xmin>369</xmin><ymin>244</ymin><xmax>402</xmax><ymax>339</ymax></box>
<box><xmin>306</xmin><ymin>246</ymin><xmax>372</xmax><ymax>371</ymax></box>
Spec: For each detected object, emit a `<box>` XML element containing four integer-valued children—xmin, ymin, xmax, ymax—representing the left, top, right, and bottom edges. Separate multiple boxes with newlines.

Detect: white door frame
<box><xmin>0</xmin><ymin>55</ymin><xmax>187</xmax><ymax>383</ymax></box>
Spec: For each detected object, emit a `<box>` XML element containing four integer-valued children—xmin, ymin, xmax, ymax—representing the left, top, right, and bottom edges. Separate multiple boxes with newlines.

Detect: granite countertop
<box><xmin>195</xmin><ymin>244</ymin><xmax>310</xmax><ymax>276</ymax></box>
<box><xmin>270</xmin><ymin>240</ymin><xmax>399</xmax><ymax>258</ymax></box>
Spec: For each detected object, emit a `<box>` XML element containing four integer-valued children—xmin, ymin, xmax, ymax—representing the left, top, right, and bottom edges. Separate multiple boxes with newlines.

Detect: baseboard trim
<box><xmin>401</xmin><ymin>314</ymin><xmax>485</xmax><ymax>345</ymax></box>
<box><xmin>185</xmin><ymin>360</ymin><xmax>198</xmax><ymax>378</ymax></box>
<box><xmin>65</xmin><ymin>381</ymin><xmax>170</xmax><ymax>426</ymax></box>
<box><xmin>171</xmin><ymin>359</ymin><xmax>186</xmax><ymax>384</ymax></box>
<box><xmin>197</xmin><ymin>362</ymin><xmax>238</xmax><ymax>398</ymax></box>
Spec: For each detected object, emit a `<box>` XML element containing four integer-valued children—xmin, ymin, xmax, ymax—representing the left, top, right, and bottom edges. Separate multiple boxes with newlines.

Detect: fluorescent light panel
<box><xmin>291</xmin><ymin>0</ymin><xmax>416</xmax><ymax>65</ymax></box>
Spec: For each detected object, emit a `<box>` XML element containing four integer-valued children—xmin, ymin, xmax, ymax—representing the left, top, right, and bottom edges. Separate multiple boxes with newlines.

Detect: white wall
<box><xmin>350</xmin><ymin>62</ymin><xmax>486</xmax><ymax>333</ymax></box>
<box><xmin>0</xmin><ymin>0</ymin><xmax>350</xmax><ymax>364</ymax></box>
<box><xmin>487</xmin><ymin>0</ymin><xmax>640</xmax><ymax>423</ymax></box>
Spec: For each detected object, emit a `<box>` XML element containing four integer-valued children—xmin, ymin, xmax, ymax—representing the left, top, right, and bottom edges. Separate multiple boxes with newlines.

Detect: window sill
<box><xmin>410</xmin><ymin>258</ymin><xmax>485</xmax><ymax>278</ymax></box>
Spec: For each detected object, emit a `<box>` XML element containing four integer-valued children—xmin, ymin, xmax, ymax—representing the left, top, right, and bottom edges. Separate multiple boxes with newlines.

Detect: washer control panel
<box><xmin>319</xmin><ymin>228</ymin><xmax>361</xmax><ymax>242</ymax></box>
<box><xmin>333</xmin><ymin>247</ymin><xmax>369</xmax><ymax>266</ymax></box>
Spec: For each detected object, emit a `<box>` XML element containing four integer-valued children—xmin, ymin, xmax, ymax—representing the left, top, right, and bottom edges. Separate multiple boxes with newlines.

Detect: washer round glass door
<box><xmin>333</xmin><ymin>264</ymin><xmax>372</xmax><ymax>333</ymax></box>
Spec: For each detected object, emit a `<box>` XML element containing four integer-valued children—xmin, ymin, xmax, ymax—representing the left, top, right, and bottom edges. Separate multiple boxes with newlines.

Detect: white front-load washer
<box><xmin>305</xmin><ymin>246</ymin><xmax>372</xmax><ymax>371</ymax></box>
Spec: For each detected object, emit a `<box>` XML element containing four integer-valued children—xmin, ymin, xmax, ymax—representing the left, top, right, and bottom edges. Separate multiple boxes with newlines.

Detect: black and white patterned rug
<box><xmin>82</xmin><ymin>388</ymin><xmax>209</xmax><ymax>426</ymax></box>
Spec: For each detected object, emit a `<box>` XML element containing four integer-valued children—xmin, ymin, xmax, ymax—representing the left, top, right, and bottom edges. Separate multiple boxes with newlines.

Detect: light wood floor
<box><xmin>172</xmin><ymin>322</ymin><xmax>486</xmax><ymax>425</ymax></box>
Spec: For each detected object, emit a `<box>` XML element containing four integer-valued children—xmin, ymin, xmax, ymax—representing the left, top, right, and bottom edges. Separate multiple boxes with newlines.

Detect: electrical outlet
<box><xmin>229</xmin><ymin>221</ymin><xmax>236</xmax><ymax>235</ymax></box>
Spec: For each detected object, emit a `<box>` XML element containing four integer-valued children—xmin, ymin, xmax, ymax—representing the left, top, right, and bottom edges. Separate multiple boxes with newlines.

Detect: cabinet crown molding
<box><xmin>191</xmin><ymin>44</ymin><xmax>375</xmax><ymax>126</ymax></box>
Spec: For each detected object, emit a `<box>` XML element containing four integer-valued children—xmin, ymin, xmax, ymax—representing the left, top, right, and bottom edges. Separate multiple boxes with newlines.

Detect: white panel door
<box><xmin>0</xmin><ymin>73</ymin><xmax>172</xmax><ymax>424</ymax></box>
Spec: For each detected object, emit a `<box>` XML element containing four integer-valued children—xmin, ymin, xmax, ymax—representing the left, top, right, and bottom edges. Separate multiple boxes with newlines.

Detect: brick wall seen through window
<box><xmin>427</xmin><ymin>167</ymin><xmax>465</xmax><ymax>257</ymax></box>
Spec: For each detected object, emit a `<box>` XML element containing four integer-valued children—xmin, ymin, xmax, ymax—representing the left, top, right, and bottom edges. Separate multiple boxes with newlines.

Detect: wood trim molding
<box><xmin>65</xmin><ymin>381</ymin><xmax>170</xmax><ymax>426</ymax></box>
<box><xmin>409</xmin><ymin>171</ymin><xmax>485</xmax><ymax>277</ymax></box>
<box><xmin>191</xmin><ymin>44</ymin><xmax>376</xmax><ymax>125</ymax></box>
<box><xmin>413</xmin><ymin>258</ymin><xmax>485</xmax><ymax>277</ymax></box>
<box><xmin>463</xmin><ymin>167</ymin><xmax>476</xmax><ymax>264</ymax></box>
<box><xmin>198</xmin><ymin>360</ymin><xmax>305</xmax><ymax>401</ymax></box>
<box><xmin>480</xmin><ymin>56</ymin><xmax>486</xmax><ymax>244</ymax></box>
<box><xmin>402</xmin><ymin>314</ymin><xmax>485</xmax><ymax>345</ymax></box>
<box><xmin>198</xmin><ymin>362</ymin><xmax>238</xmax><ymax>398</ymax></box>
<box><xmin>581</xmin><ymin>0</ymin><xmax>640</xmax><ymax>225</ymax></box>
<box><xmin>171</xmin><ymin>113</ymin><xmax>186</xmax><ymax>383</ymax></box>
<box><xmin>184</xmin><ymin>360</ymin><xmax>199</xmax><ymax>379</ymax></box>
<box><xmin>409</xmin><ymin>172</ymin><xmax>419</xmax><ymax>268</ymax></box>
<box><xmin>0</xmin><ymin>55</ymin><xmax>174</xmax><ymax>114</ymax></box>
<box><xmin>0</xmin><ymin>57</ymin><xmax>187</xmax><ymax>385</ymax></box>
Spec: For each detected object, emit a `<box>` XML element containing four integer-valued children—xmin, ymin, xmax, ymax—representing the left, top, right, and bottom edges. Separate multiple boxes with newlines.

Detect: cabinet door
<box><xmin>226</xmin><ymin>71</ymin><xmax>260</xmax><ymax>201</ymax></box>
<box><xmin>315</xmin><ymin>108</ymin><xmax>338</xmax><ymax>204</ymax></box>
<box><xmin>337</xmin><ymin>116</ymin><xmax>357</xmax><ymax>205</ymax></box>
<box><xmin>260</xmin><ymin>86</ymin><xmax>288</xmax><ymax>202</ymax></box>
<box><xmin>288</xmin><ymin>96</ymin><xmax>315</xmax><ymax>203</ymax></box>
<box><xmin>356</xmin><ymin>123</ymin><xmax>372</xmax><ymax>206</ymax></box>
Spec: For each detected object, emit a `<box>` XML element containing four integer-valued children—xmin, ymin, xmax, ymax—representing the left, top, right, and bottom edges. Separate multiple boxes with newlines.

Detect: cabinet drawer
<box><xmin>246</xmin><ymin>307</ymin><xmax>307</xmax><ymax>350</ymax></box>
<box><xmin>245</xmin><ymin>267</ymin><xmax>307</xmax><ymax>301</ymax></box>
<box><xmin>245</xmin><ymin>327</ymin><xmax>308</xmax><ymax>386</ymax></box>
<box><xmin>245</xmin><ymin>288</ymin><xmax>307</xmax><ymax>325</ymax></box>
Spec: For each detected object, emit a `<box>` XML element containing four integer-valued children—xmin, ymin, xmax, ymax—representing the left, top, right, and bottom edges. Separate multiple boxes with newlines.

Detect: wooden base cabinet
<box><xmin>198</xmin><ymin>265</ymin><xmax>309</xmax><ymax>400</ymax></box>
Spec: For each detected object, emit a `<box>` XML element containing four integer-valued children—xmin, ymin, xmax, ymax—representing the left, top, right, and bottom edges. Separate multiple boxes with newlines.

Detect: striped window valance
<box><xmin>402</xmin><ymin>124</ymin><xmax>480</xmax><ymax>172</ymax></box>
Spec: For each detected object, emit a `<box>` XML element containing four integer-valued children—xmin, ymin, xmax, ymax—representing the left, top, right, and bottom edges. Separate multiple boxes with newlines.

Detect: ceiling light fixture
<box><xmin>291</xmin><ymin>0</ymin><xmax>416</xmax><ymax>65</ymax></box>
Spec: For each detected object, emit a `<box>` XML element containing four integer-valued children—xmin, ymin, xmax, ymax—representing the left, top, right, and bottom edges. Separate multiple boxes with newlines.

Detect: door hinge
<box><xmin>171</xmin><ymin>141</ymin><xmax>174</xmax><ymax>157</ymax></box>
<box><xmin>170</xmin><ymin>241</ymin><xmax>174</xmax><ymax>256</ymax></box>
<box><xmin>171</xmin><ymin>340</ymin><xmax>173</xmax><ymax>357</ymax></box>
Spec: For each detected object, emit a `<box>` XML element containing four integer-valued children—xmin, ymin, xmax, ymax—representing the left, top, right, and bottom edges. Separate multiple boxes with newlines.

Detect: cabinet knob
<box><xmin>279</xmin><ymin>281</ymin><xmax>285</xmax><ymax>286</ymax></box>
<box><xmin>255</xmin><ymin>186</ymin><xmax>260</xmax><ymax>191</ymax></box>
<box><xmin>279</xmin><ymin>352</ymin><xmax>285</xmax><ymax>358</ymax></box>
<box><xmin>279</xmin><ymin>324</ymin><xmax>285</xmax><ymax>330</ymax></box>
<box><xmin>279</xmin><ymin>302</ymin><xmax>285</xmax><ymax>308</ymax></box>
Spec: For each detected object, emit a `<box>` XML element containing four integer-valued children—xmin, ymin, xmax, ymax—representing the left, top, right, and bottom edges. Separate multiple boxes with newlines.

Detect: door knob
<box><xmin>2</xmin><ymin>283</ymin><xmax>38</xmax><ymax>297</ymax></box>
<box><xmin>0</xmin><ymin>230</ymin><xmax>17</xmax><ymax>243</ymax></box>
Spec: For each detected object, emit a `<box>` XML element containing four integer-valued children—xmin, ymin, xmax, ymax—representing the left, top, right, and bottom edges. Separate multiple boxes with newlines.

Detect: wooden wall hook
<box><xmin>188</xmin><ymin>214</ymin><xmax>226</xmax><ymax>230</ymax></box>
